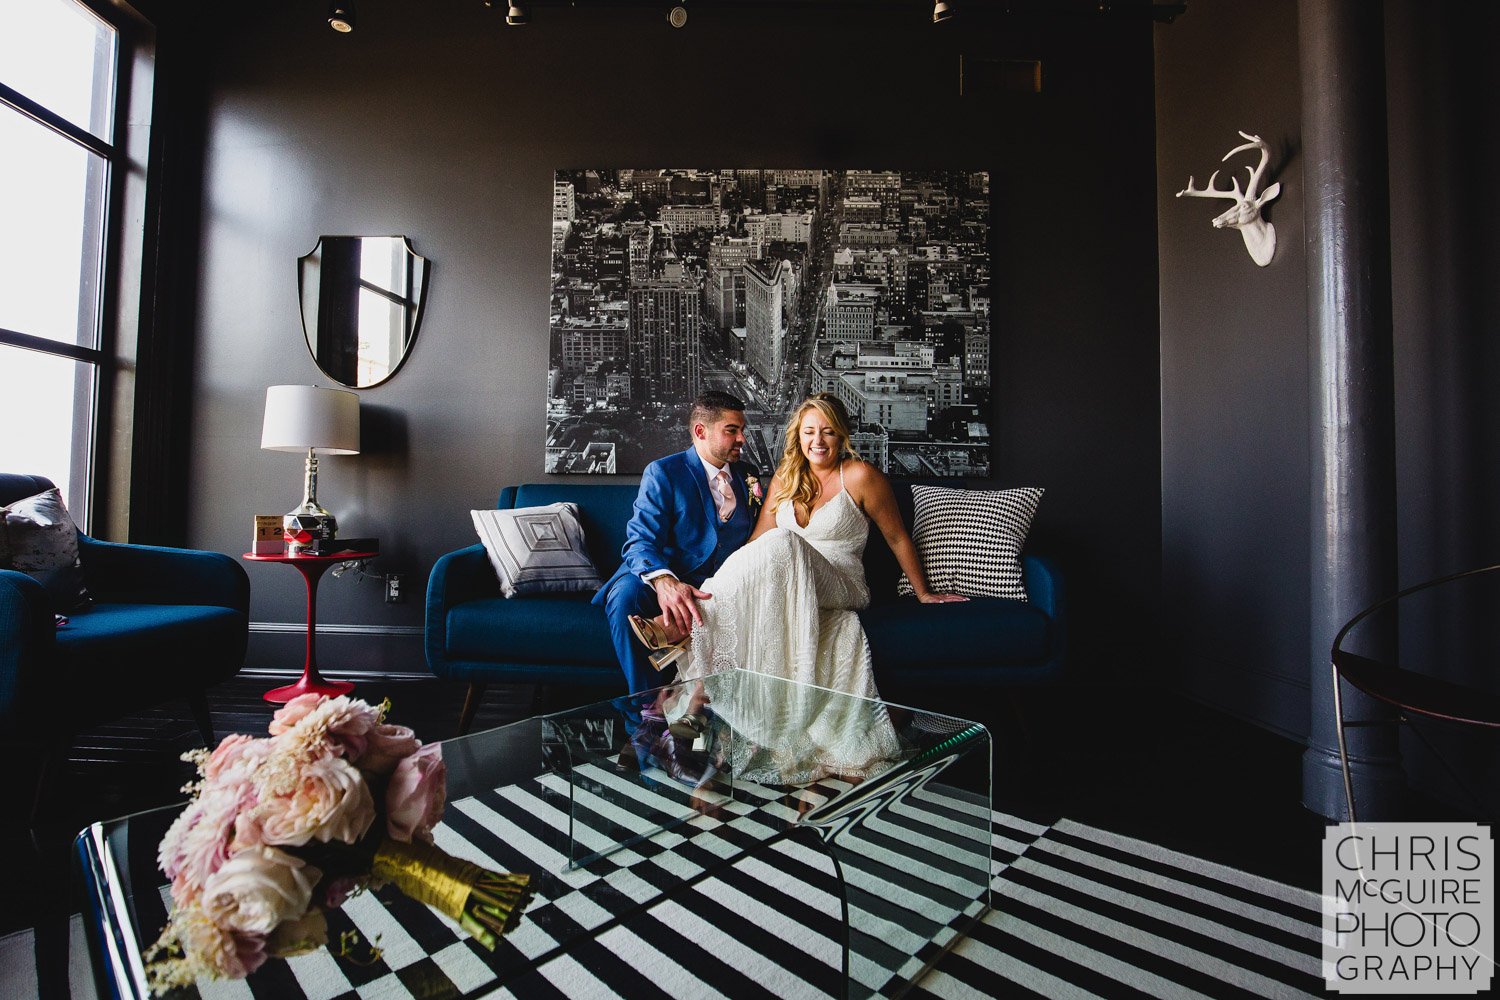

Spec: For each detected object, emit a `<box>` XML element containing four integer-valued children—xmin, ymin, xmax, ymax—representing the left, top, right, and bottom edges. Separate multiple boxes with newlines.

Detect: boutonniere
<box><xmin>745</xmin><ymin>474</ymin><xmax>764</xmax><ymax>512</ymax></box>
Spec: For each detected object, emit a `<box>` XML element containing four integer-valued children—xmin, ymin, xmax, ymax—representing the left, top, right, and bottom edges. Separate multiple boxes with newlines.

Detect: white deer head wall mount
<box><xmin>1176</xmin><ymin>131</ymin><xmax>1282</xmax><ymax>267</ymax></box>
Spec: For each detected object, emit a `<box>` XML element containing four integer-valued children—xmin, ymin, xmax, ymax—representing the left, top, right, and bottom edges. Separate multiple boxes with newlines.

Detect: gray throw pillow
<box><xmin>471</xmin><ymin>503</ymin><xmax>603</xmax><ymax>598</ymax></box>
<box><xmin>897</xmin><ymin>486</ymin><xmax>1044</xmax><ymax>601</ymax></box>
<box><xmin>1</xmin><ymin>488</ymin><xmax>93</xmax><ymax>610</ymax></box>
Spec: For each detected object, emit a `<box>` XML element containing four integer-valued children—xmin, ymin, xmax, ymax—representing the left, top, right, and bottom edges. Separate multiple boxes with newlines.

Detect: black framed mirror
<box><xmin>298</xmin><ymin>236</ymin><xmax>430</xmax><ymax>388</ymax></box>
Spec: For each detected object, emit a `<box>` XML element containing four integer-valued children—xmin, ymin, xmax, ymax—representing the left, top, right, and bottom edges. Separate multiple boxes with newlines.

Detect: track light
<box><xmin>668</xmin><ymin>4</ymin><xmax>688</xmax><ymax>28</ymax></box>
<box><xmin>932</xmin><ymin>0</ymin><xmax>953</xmax><ymax>23</ymax></box>
<box><xmin>327</xmin><ymin>0</ymin><xmax>355</xmax><ymax>32</ymax></box>
<box><xmin>506</xmin><ymin>3</ymin><xmax>530</xmax><ymax>25</ymax></box>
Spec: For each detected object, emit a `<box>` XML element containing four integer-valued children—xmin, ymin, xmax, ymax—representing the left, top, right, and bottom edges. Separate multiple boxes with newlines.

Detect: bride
<box><xmin>629</xmin><ymin>393</ymin><xmax>965</xmax><ymax>783</ymax></box>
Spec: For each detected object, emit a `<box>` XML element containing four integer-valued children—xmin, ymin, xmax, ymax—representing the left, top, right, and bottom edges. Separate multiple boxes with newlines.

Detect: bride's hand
<box><xmin>918</xmin><ymin>591</ymin><xmax>968</xmax><ymax>604</ymax></box>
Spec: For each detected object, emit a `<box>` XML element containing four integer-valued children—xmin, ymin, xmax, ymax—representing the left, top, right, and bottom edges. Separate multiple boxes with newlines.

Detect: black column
<box><xmin>1299</xmin><ymin>0</ymin><xmax>1404</xmax><ymax>819</ymax></box>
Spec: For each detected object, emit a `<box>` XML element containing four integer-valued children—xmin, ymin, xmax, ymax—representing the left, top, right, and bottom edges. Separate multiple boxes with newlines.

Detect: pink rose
<box><xmin>203</xmin><ymin>734</ymin><xmax>252</xmax><ymax>780</ymax></box>
<box><xmin>200</xmin><ymin>847</ymin><xmax>319</xmax><ymax>935</ymax></box>
<box><xmin>385</xmin><ymin>743</ymin><xmax>446</xmax><ymax>844</ymax></box>
<box><xmin>356</xmin><ymin>724</ymin><xmax>420</xmax><ymax>775</ymax></box>
<box><xmin>176</xmin><ymin>905</ymin><xmax>268</xmax><ymax>979</ymax></box>
<box><xmin>266</xmin><ymin>907</ymin><xmax>329</xmax><ymax>958</ymax></box>
<box><xmin>255</xmin><ymin>754</ymin><xmax>376</xmax><ymax>847</ymax></box>
<box><xmin>160</xmin><ymin>781</ymin><xmax>257</xmax><ymax>898</ymax></box>
<box><xmin>230</xmin><ymin>931</ymin><xmax>269</xmax><ymax>979</ymax></box>
<box><xmin>267</xmin><ymin>694</ymin><xmax>324</xmax><ymax>735</ymax></box>
<box><xmin>270</xmin><ymin>695</ymin><xmax>382</xmax><ymax>760</ymax></box>
<box><xmin>228</xmin><ymin>814</ymin><xmax>265</xmax><ymax>856</ymax></box>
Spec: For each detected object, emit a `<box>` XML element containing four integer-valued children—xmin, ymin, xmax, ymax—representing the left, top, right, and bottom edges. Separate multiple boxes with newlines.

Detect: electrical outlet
<box><xmin>385</xmin><ymin>573</ymin><xmax>404</xmax><ymax>604</ymax></box>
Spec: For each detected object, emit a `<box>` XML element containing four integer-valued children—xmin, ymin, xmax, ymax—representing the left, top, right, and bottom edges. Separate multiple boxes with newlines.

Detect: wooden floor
<box><xmin>48</xmin><ymin>675</ymin><xmax>622</xmax><ymax>842</ymax></box>
<box><xmin>5</xmin><ymin>673</ymin><xmax>1337</xmax><ymax>950</ymax></box>
<box><xmin>5</xmin><ymin>675</ymin><xmax>595</xmax><ymax>939</ymax></box>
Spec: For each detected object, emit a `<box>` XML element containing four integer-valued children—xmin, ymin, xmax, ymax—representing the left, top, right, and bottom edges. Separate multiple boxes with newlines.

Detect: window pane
<box><xmin>0</xmin><ymin>0</ymin><xmax>116</xmax><ymax>141</ymax></box>
<box><xmin>0</xmin><ymin>106</ymin><xmax>107</xmax><ymax>348</ymax></box>
<box><xmin>0</xmin><ymin>345</ymin><xmax>95</xmax><ymax>518</ymax></box>
<box><xmin>356</xmin><ymin>241</ymin><xmax>412</xmax><ymax>385</ymax></box>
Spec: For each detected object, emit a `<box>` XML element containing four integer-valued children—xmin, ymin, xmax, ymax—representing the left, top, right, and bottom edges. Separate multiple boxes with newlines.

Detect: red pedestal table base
<box><xmin>243</xmin><ymin>550</ymin><xmax>377</xmax><ymax>704</ymax></box>
<box><xmin>262</xmin><ymin>674</ymin><xmax>356</xmax><ymax>703</ymax></box>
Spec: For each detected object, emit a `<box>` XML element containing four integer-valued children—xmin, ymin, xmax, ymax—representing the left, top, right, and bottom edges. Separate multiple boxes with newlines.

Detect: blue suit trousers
<box><xmin>605</xmin><ymin>574</ymin><xmax>666</xmax><ymax>694</ymax></box>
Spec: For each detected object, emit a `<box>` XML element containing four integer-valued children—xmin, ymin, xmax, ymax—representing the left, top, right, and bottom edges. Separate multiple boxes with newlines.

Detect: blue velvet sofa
<box><xmin>1</xmin><ymin>474</ymin><xmax>250</xmax><ymax>781</ymax></box>
<box><xmin>427</xmin><ymin>482</ymin><xmax>1065</xmax><ymax>729</ymax></box>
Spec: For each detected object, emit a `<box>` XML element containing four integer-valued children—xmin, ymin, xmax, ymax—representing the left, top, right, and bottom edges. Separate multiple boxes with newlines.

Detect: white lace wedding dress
<box><xmin>676</xmin><ymin>466</ymin><xmax>903</xmax><ymax>784</ymax></box>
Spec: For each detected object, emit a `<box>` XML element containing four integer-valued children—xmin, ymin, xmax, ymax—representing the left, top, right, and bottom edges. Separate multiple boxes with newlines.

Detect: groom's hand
<box><xmin>653</xmin><ymin>575</ymin><xmax>711</xmax><ymax>635</ymax></box>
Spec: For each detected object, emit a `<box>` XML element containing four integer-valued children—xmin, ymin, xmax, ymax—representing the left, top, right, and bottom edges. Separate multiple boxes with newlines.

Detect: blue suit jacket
<box><xmin>594</xmin><ymin>447</ymin><xmax>755</xmax><ymax>602</ymax></box>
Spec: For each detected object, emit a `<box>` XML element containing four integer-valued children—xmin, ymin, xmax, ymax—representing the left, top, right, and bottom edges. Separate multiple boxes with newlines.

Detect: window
<box><xmin>0</xmin><ymin>0</ymin><xmax>120</xmax><ymax>524</ymax></box>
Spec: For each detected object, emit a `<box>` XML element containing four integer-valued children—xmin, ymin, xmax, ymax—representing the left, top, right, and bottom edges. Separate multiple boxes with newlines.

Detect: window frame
<box><xmin>0</xmin><ymin>0</ymin><xmax>154</xmax><ymax>535</ymax></box>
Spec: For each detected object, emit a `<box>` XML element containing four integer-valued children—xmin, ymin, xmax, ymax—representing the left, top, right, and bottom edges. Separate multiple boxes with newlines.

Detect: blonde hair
<box><xmin>771</xmin><ymin>394</ymin><xmax>856</xmax><ymax>514</ymax></box>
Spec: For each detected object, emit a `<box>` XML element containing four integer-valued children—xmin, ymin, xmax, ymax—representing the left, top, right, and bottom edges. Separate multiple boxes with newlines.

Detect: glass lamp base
<box><xmin>283</xmin><ymin>511</ymin><xmax>337</xmax><ymax>555</ymax></box>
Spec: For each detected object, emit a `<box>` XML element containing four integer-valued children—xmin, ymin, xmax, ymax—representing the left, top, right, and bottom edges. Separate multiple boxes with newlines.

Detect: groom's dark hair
<box><xmin>689</xmin><ymin>390</ymin><xmax>746</xmax><ymax>429</ymax></box>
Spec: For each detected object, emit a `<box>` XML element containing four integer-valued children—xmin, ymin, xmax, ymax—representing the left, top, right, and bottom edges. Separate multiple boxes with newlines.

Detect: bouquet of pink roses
<box><xmin>144</xmin><ymin>694</ymin><xmax>533</xmax><ymax>994</ymax></box>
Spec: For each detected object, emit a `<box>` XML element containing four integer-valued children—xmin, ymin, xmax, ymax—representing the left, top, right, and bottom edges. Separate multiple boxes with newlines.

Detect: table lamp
<box><xmin>261</xmin><ymin>384</ymin><xmax>360</xmax><ymax>554</ymax></box>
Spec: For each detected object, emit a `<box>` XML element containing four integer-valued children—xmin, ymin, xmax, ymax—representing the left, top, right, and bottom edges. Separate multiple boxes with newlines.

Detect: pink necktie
<box><xmin>713</xmin><ymin>469</ymin><xmax>736</xmax><ymax>522</ymax></box>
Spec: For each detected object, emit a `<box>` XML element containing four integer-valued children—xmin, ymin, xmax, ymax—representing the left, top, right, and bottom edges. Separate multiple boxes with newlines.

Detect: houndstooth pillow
<box><xmin>897</xmin><ymin>486</ymin><xmax>1044</xmax><ymax>601</ymax></box>
<box><xmin>471</xmin><ymin>503</ymin><xmax>602</xmax><ymax>598</ymax></box>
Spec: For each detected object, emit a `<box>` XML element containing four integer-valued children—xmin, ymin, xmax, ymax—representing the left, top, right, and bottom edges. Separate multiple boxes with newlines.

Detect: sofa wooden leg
<box><xmin>458</xmin><ymin>681</ymin><xmax>488</xmax><ymax>736</ymax></box>
<box><xmin>188</xmin><ymin>691</ymin><xmax>216</xmax><ymax>746</ymax></box>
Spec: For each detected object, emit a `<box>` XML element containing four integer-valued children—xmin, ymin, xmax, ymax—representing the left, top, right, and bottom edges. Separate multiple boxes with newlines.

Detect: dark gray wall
<box><xmin>177</xmin><ymin>2</ymin><xmax>1162</xmax><ymax>683</ymax></box>
<box><xmin>1387</xmin><ymin>1</ymin><xmax>1500</xmax><ymax>603</ymax></box>
<box><xmin>1156</xmin><ymin>0</ymin><xmax>1310</xmax><ymax>738</ymax></box>
<box><xmin>1385</xmin><ymin>0</ymin><xmax>1500</xmax><ymax>802</ymax></box>
<box><xmin>1158</xmin><ymin>0</ymin><xmax>1500</xmax><ymax>775</ymax></box>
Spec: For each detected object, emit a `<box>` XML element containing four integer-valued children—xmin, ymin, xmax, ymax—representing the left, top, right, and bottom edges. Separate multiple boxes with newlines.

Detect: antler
<box><xmin>1177</xmin><ymin>169</ymin><xmax>1244</xmax><ymax>202</ymax></box>
<box><xmin>1222</xmin><ymin>131</ymin><xmax>1271</xmax><ymax>203</ymax></box>
<box><xmin>1176</xmin><ymin>132</ymin><xmax>1274</xmax><ymax>204</ymax></box>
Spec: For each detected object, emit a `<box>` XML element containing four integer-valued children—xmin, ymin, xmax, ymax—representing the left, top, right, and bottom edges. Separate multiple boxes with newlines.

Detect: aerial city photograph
<box><xmin>547</xmin><ymin>169</ymin><xmax>991</xmax><ymax>476</ymax></box>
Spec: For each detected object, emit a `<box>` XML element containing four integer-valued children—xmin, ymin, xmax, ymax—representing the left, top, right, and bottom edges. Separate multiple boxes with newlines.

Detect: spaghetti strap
<box><xmin>839</xmin><ymin>460</ymin><xmax>845</xmax><ymax>490</ymax></box>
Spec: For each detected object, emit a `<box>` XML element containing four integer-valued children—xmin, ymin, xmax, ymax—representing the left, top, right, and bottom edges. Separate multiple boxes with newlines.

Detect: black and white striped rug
<box><xmin>4</xmin><ymin>765</ymin><xmax>1327</xmax><ymax>999</ymax></box>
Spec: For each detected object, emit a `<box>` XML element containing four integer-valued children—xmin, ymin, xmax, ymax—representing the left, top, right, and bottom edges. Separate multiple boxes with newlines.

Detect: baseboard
<box><xmin>239</xmin><ymin>667</ymin><xmax>436</xmax><ymax>681</ymax></box>
<box><xmin>248</xmin><ymin>622</ymin><xmax>424</xmax><ymax>637</ymax></box>
<box><xmin>1171</xmin><ymin>656</ymin><xmax>1310</xmax><ymax>742</ymax></box>
<box><xmin>246</xmin><ymin>623</ymin><xmax>428</xmax><ymax>676</ymax></box>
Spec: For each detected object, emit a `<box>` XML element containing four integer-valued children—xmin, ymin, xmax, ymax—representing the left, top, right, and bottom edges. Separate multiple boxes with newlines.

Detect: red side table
<box><xmin>244</xmin><ymin>549</ymin><xmax>379</xmax><ymax>703</ymax></box>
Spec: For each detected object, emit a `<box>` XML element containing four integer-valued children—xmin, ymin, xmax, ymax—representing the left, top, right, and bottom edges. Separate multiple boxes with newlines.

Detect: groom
<box><xmin>594</xmin><ymin>390</ymin><xmax>758</xmax><ymax>693</ymax></box>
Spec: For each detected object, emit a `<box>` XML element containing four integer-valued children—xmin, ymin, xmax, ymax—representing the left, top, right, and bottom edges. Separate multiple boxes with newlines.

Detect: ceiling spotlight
<box><xmin>506</xmin><ymin>3</ymin><xmax>530</xmax><ymax>25</ymax></box>
<box><xmin>932</xmin><ymin>0</ymin><xmax>953</xmax><ymax>23</ymax></box>
<box><xmin>327</xmin><ymin>0</ymin><xmax>355</xmax><ymax>32</ymax></box>
<box><xmin>668</xmin><ymin>5</ymin><xmax>688</xmax><ymax>28</ymax></box>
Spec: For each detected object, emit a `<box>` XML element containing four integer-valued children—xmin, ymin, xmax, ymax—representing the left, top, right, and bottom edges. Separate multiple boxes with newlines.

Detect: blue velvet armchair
<box><xmin>1</xmin><ymin>474</ymin><xmax>250</xmax><ymax>817</ymax></box>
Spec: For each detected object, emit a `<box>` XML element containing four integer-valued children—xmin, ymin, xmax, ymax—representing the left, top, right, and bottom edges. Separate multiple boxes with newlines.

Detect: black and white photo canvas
<box><xmin>547</xmin><ymin>169</ymin><xmax>991</xmax><ymax>476</ymax></box>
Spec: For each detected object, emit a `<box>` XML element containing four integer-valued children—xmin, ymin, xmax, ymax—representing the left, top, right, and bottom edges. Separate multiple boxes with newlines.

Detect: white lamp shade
<box><xmin>261</xmin><ymin>385</ymin><xmax>361</xmax><ymax>454</ymax></box>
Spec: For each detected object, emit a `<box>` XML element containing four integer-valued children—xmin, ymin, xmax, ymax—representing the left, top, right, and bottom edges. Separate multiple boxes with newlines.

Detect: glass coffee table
<box><xmin>77</xmin><ymin>669</ymin><xmax>992</xmax><ymax>999</ymax></box>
